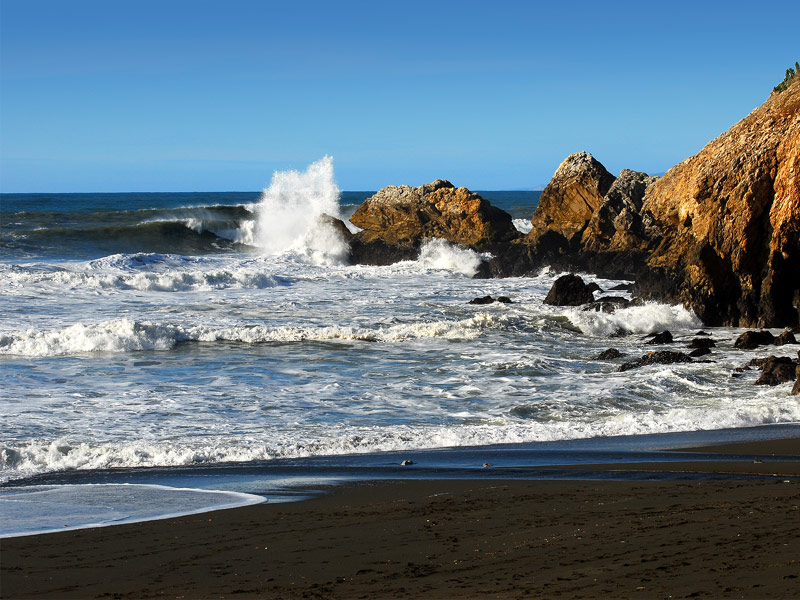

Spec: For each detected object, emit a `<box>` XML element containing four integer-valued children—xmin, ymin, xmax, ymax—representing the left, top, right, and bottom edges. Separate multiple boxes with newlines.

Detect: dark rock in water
<box><xmin>689</xmin><ymin>338</ymin><xmax>716</xmax><ymax>349</ymax></box>
<box><xmin>595</xmin><ymin>348</ymin><xmax>622</xmax><ymax>360</ymax></box>
<box><xmin>695</xmin><ymin>330</ymin><xmax>711</xmax><ymax>336</ymax></box>
<box><xmin>618</xmin><ymin>350</ymin><xmax>692</xmax><ymax>372</ymax></box>
<box><xmin>544</xmin><ymin>274</ymin><xmax>595</xmax><ymax>306</ymax></box>
<box><xmin>792</xmin><ymin>366</ymin><xmax>800</xmax><ymax>395</ymax></box>
<box><xmin>689</xmin><ymin>347</ymin><xmax>712</xmax><ymax>358</ymax></box>
<box><xmin>610</xmin><ymin>283</ymin><xmax>634</xmax><ymax>291</ymax></box>
<box><xmin>469</xmin><ymin>295</ymin><xmax>496</xmax><ymax>305</ymax></box>
<box><xmin>646</xmin><ymin>330</ymin><xmax>673</xmax><ymax>345</ymax></box>
<box><xmin>751</xmin><ymin>356</ymin><xmax>797</xmax><ymax>386</ymax></box>
<box><xmin>774</xmin><ymin>330</ymin><xmax>798</xmax><ymax>346</ymax></box>
<box><xmin>734</xmin><ymin>330</ymin><xmax>776</xmax><ymax>349</ymax></box>
<box><xmin>583</xmin><ymin>297</ymin><xmax>631</xmax><ymax>314</ymax></box>
<box><xmin>497</xmin><ymin>296</ymin><xmax>512</xmax><ymax>304</ymax></box>
<box><xmin>585</xmin><ymin>282</ymin><xmax>602</xmax><ymax>293</ymax></box>
<box><xmin>349</xmin><ymin>232</ymin><xmax>419</xmax><ymax>266</ymax></box>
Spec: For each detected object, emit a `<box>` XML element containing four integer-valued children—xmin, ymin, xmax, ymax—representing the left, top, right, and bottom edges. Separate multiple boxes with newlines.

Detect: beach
<box><xmin>3</xmin><ymin>437</ymin><xmax>799</xmax><ymax>599</ymax></box>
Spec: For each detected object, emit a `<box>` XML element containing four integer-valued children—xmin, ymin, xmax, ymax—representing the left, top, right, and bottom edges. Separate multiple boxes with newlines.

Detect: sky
<box><xmin>1</xmin><ymin>0</ymin><xmax>798</xmax><ymax>192</ymax></box>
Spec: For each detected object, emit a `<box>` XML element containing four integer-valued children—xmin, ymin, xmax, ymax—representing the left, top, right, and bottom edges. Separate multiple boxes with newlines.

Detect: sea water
<box><xmin>2</xmin><ymin>157</ymin><xmax>799</xmax><ymax>535</ymax></box>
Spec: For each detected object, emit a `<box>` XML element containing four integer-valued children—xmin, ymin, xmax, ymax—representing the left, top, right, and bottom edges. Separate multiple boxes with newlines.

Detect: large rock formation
<box><xmin>348</xmin><ymin>180</ymin><xmax>521</xmax><ymax>264</ymax></box>
<box><xmin>634</xmin><ymin>76</ymin><xmax>800</xmax><ymax>327</ymax></box>
<box><xmin>526</xmin><ymin>152</ymin><xmax>616</xmax><ymax>248</ymax></box>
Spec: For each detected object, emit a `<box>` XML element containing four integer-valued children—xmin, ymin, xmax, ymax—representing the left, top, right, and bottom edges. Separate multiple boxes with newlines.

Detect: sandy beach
<box><xmin>2</xmin><ymin>437</ymin><xmax>800</xmax><ymax>599</ymax></box>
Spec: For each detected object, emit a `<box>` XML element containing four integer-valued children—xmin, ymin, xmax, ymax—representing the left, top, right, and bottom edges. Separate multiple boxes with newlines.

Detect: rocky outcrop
<box><xmin>581</xmin><ymin>169</ymin><xmax>660</xmax><ymax>252</ymax></box>
<box><xmin>526</xmin><ymin>152</ymin><xmax>616</xmax><ymax>248</ymax></box>
<box><xmin>618</xmin><ymin>350</ymin><xmax>693</xmax><ymax>372</ymax></box>
<box><xmin>633</xmin><ymin>77</ymin><xmax>800</xmax><ymax>327</ymax></box>
<box><xmin>349</xmin><ymin>180</ymin><xmax>521</xmax><ymax>258</ymax></box>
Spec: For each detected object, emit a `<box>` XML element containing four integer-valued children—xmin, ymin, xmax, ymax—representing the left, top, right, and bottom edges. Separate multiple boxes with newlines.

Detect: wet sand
<box><xmin>3</xmin><ymin>438</ymin><xmax>800</xmax><ymax>599</ymax></box>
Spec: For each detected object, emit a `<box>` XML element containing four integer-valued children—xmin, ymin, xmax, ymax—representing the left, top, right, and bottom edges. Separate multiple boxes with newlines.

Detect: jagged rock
<box><xmin>595</xmin><ymin>348</ymin><xmax>622</xmax><ymax>360</ymax></box>
<box><xmin>618</xmin><ymin>350</ymin><xmax>693</xmax><ymax>372</ymax></box>
<box><xmin>581</xmin><ymin>169</ymin><xmax>660</xmax><ymax>252</ymax></box>
<box><xmin>543</xmin><ymin>274</ymin><xmax>595</xmax><ymax>306</ymax></box>
<box><xmin>633</xmin><ymin>76</ymin><xmax>800</xmax><ymax>327</ymax></box>
<box><xmin>774</xmin><ymin>329</ymin><xmax>798</xmax><ymax>345</ymax></box>
<box><xmin>689</xmin><ymin>338</ymin><xmax>716</xmax><ymax>349</ymax></box>
<box><xmin>526</xmin><ymin>152</ymin><xmax>616</xmax><ymax>247</ymax></box>
<box><xmin>349</xmin><ymin>180</ymin><xmax>521</xmax><ymax>256</ymax></box>
<box><xmin>734</xmin><ymin>330</ymin><xmax>776</xmax><ymax>349</ymax></box>
<box><xmin>689</xmin><ymin>348</ymin><xmax>712</xmax><ymax>358</ymax></box>
<box><xmin>647</xmin><ymin>330</ymin><xmax>673</xmax><ymax>345</ymax></box>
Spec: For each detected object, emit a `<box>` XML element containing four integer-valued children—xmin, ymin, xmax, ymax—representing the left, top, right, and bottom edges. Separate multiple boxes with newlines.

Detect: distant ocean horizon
<box><xmin>2</xmin><ymin>158</ymin><xmax>798</xmax><ymax>536</ymax></box>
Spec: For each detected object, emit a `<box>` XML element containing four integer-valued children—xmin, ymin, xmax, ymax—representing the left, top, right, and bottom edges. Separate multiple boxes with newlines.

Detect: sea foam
<box><xmin>253</xmin><ymin>156</ymin><xmax>349</xmax><ymax>265</ymax></box>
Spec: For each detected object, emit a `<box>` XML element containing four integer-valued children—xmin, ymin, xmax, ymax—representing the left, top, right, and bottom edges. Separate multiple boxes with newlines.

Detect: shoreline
<box><xmin>3</xmin><ymin>436</ymin><xmax>800</xmax><ymax>599</ymax></box>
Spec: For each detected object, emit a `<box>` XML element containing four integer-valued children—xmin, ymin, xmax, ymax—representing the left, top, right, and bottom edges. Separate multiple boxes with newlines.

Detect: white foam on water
<box><xmin>0</xmin><ymin>484</ymin><xmax>265</xmax><ymax>538</ymax></box>
<box><xmin>252</xmin><ymin>156</ymin><xmax>349</xmax><ymax>265</ymax></box>
<box><xmin>563</xmin><ymin>302</ymin><xmax>701</xmax><ymax>336</ymax></box>
<box><xmin>415</xmin><ymin>238</ymin><xmax>486</xmax><ymax>277</ymax></box>
<box><xmin>0</xmin><ymin>312</ymin><xmax>510</xmax><ymax>357</ymax></box>
<box><xmin>513</xmin><ymin>218</ymin><xmax>532</xmax><ymax>234</ymax></box>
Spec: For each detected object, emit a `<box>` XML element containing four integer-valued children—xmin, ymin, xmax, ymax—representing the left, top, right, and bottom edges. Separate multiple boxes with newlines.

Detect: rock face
<box><xmin>634</xmin><ymin>77</ymin><xmax>800</xmax><ymax>327</ymax></box>
<box><xmin>349</xmin><ymin>180</ymin><xmax>521</xmax><ymax>254</ymax></box>
<box><xmin>526</xmin><ymin>152</ymin><xmax>616</xmax><ymax>248</ymax></box>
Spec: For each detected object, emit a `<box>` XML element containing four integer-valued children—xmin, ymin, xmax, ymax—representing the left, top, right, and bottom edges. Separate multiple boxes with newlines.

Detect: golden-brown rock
<box><xmin>637</xmin><ymin>76</ymin><xmax>800</xmax><ymax>326</ymax></box>
<box><xmin>349</xmin><ymin>179</ymin><xmax>520</xmax><ymax>249</ymax></box>
<box><xmin>526</xmin><ymin>152</ymin><xmax>616</xmax><ymax>247</ymax></box>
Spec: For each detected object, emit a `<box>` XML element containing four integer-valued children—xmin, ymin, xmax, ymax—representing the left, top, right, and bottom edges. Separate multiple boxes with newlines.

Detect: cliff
<box><xmin>634</xmin><ymin>76</ymin><xmax>800</xmax><ymax>326</ymax></box>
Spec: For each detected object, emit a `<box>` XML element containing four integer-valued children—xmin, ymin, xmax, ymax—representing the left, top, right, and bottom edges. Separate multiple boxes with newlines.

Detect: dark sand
<box><xmin>3</xmin><ymin>439</ymin><xmax>800</xmax><ymax>599</ymax></box>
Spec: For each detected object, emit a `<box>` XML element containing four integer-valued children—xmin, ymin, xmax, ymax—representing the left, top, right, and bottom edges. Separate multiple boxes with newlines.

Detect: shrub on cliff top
<box><xmin>773</xmin><ymin>62</ymin><xmax>800</xmax><ymax>92</ymax></box>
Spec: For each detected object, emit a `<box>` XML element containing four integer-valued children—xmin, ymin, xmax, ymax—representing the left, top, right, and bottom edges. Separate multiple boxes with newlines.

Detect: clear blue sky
<box><xmin>1</xmin><ymin>0</ymin><xmax>798</xmax><ymax>192</ymax></box>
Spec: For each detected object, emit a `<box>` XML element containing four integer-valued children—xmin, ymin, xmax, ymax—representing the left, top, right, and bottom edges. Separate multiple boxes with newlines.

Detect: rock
<box><xmin>751</xmin><ymin>356</ymin><xmax>797</xmax><ymax>385</ymax></box>
<box><xmin>792</xmin><ymin>366</ymin><xmax>800</xmax><ymax>395</ymax></box>
<box><xmin>646</xmin><ymin>330</ymin><xmax>673</xmax><ymax>345</ymax></box>
<box><xmin>583</xmin><ymin>297</ymin><xmax>631</xmax><ymax>313</ymax></box>
<box><xmin>349</xmin><ymin>180</ymin><xmax>521</xmax><ymax>255</ymax></box>
<box><xmin>469</xmin><ymin>295</ymin><xmax>496</xmax><ymax>305</ymax></box>
<box><xmin>774</xmin><ymin>329</ymin><xmax>798</xmax><ymax>345</ymax></box>
<box><xmin>595</xmin><ymin>348</ymin><xmax>622</xmax><ymax>360</ymax></box>
<box><xmin>734</xmin><ymin>330</ymin><xmax>776</xmax><ymax>349</ymax></box>
<box><xmin>618</xmin><ymin>350</ymin><xmax>693</xmax><ymax>372</ymax></box>
<box><xmin>695</xmin><ymin>330</ymin><xmax>711</xmax><ymax>336</ymax></box>
<box><xmin>633</xmin><ymin>76</ymin><xmax>800</xmax><ymax>327</ymax></box>
<box><xmin>497</xmin><ymin>296</ymin><xmax>512</xmax><ymax>304</ymax></box>
<box><xmin>689</xmin><ymin>348</ymin><xmax>712</xmax><ymax>358</ymax></box>
<box><xmin>585</xmin><ymin>282</ymin><xmax>603</xmax><ymax>293</ymax></box>
<box><xmin>543</xmin><ymin>274</ymin><xmax>595</xmax><ymax>306</ymax></box>
<box><xmin>689</xmin><ymin>338</ymin><xmax>716</xmax><ymax>349</ymax></box>
<box><xmin>581</xmin><ymin>169</ymin><xmax>660</xmax><ymax>252</ymax></box>
<box><xmin>526</xmin><ymin>152</ymin><xmax>616</xmax><ymax>247</ymax></box>
<box><xmin>610</xmin><ymin>283</ymin><xmax>634</xmax><ymax>291</ymax></box>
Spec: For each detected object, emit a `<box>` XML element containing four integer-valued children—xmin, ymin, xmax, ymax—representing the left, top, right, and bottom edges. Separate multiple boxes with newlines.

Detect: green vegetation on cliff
<box><xmin>774</xmin><ymin>61</ymin><xmax>800</xmax><ymax>92</ymax></box>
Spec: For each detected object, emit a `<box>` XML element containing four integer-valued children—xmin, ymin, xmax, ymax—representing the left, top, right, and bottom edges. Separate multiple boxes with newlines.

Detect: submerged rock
<box><xmin>469</xmin><ymin>295</ymin><xmax>495</xmax><ymax>305</ymax></box>
<box><xmin>689</xmin><ymin>338</ymin><xmax>716</xmax><ymax>349</ymax></box>
<box><xmin>689</xmin><ymin>347</ymin><xmax>713</xmax><ymax>358</ymax></box>
<box><xmin>595</xmin><ymin>348</ymin><xmax>622</xmax><ymax>360</ymax></box>
<box><xmin>618</xmin><ymin>350</ymin><xmax>693</xmax><ymax>372</ymax></box>
<box><xmin>544</xmin><ymin>274</ymin><xmax>595</xmax><ymax>306</ymax></box>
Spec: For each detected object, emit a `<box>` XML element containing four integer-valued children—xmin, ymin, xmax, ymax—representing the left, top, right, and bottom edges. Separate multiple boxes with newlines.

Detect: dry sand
<box><xmin>2</xmin><ymin>438</ymin><xmax>800</xmax><ymax>599</ymax></box>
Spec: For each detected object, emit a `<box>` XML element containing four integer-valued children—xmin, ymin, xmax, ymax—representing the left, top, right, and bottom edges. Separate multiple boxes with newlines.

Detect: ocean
<box><xmin>2</xmin><ymin>158</ymin><xmax>799</xmax><ymax>536</ymax></box>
